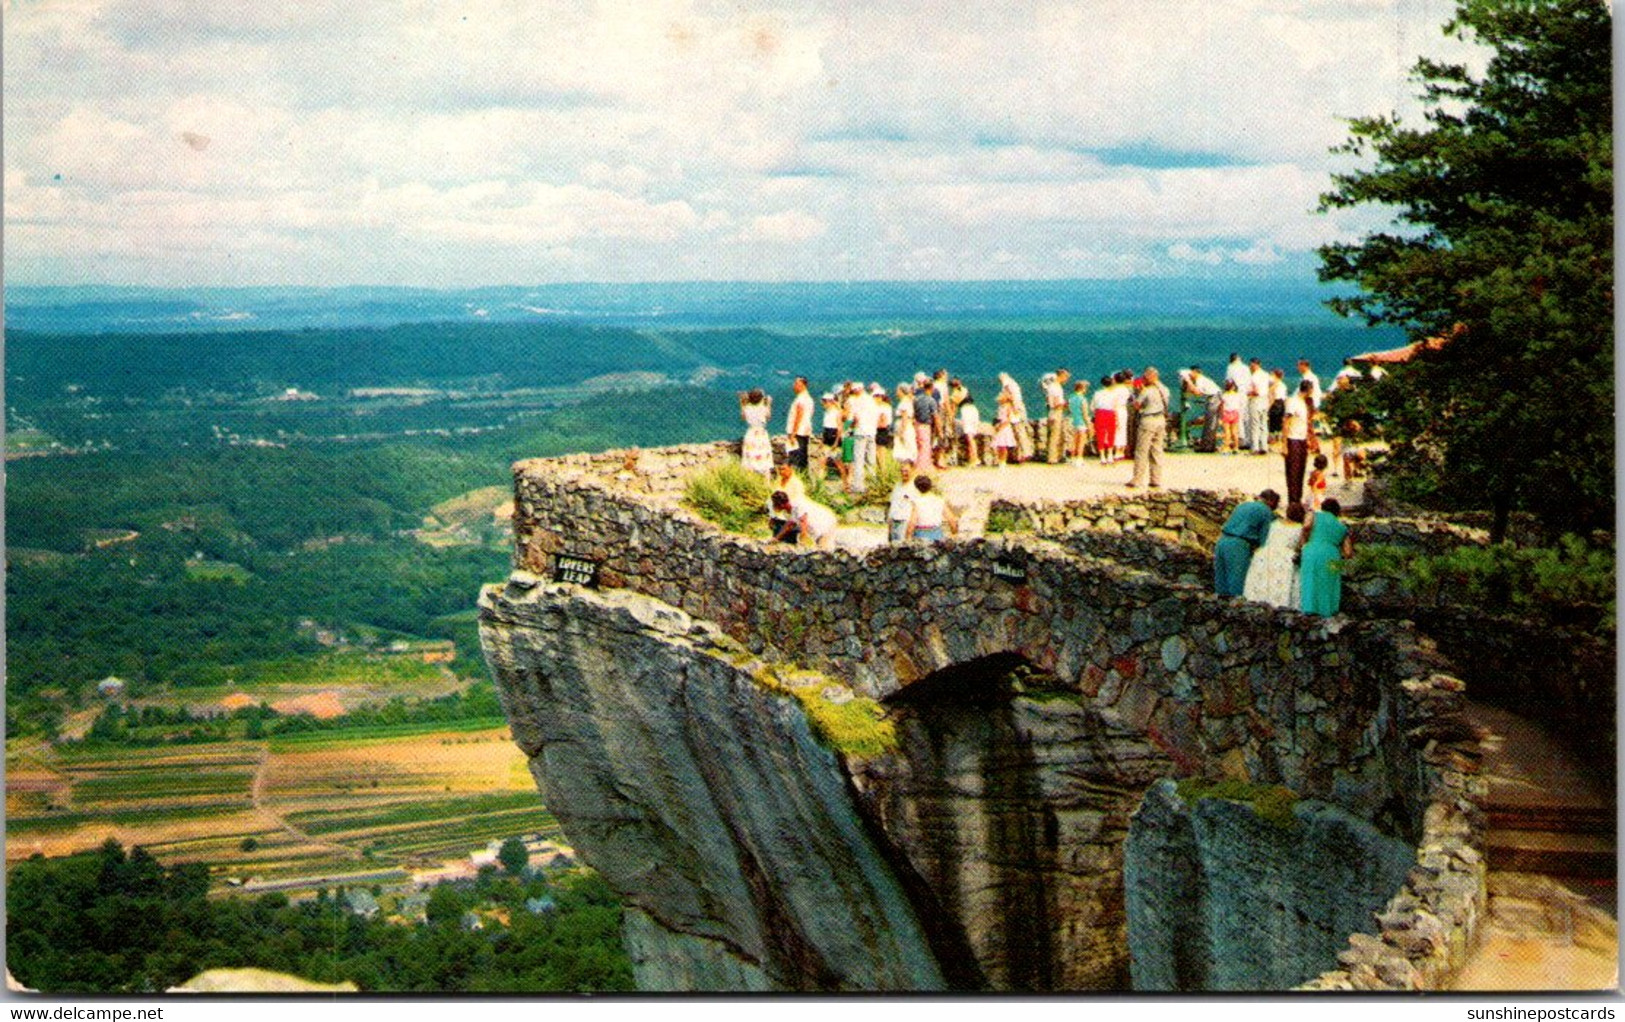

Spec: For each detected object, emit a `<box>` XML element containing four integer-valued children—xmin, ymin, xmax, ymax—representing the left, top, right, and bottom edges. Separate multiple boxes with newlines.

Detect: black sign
<box><xmin>554</xmin><ymin>554</ymin><xmax>600</xmax><ymax>588</ymax></box>
<box><xmin>992</xmin><ymin>557</ymin><xmax>1027</xmax><ymax>584</ymax></box>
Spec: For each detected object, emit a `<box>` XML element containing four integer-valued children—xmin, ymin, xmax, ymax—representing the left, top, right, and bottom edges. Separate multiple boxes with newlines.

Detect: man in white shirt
<box><xmin>886</xmin><ymin>463</ymin><xmax>916</xmax><ymax>544</ymax></box>
<box><xmin>786</xmin><ymin>377</ymin><xmax>814</xmax><ymax>470</ymax></box>
<box><xmin>1332</xmin><ymin>358</ymin><xmax>1363</xmax><ymax>391</ymax></box>
<box><xmin>1297</xmin><ymin>359</ymin><xmax>1322</xmax><ymax>409</ymax></box>
<box><xmin>1247</xmin><ymin>358</ymin><xmax>1271</xmax><ymax>455</ymax></box>
<box><xmin>1282</xmin><ymin>380</ymin><xmax>1313</xmax><ymax>505</ymax></box>
<box><xmin>849</xmin><ymin>386</ymin><xmax>880</xmax><ymax>491</ymax></box>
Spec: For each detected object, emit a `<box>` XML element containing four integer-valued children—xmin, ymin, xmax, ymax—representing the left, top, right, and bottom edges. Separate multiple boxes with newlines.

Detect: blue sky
<box><xmin>4</xmin><ymin>0</ymin><xmax>1479</xmax><ymax>287</ymax></box>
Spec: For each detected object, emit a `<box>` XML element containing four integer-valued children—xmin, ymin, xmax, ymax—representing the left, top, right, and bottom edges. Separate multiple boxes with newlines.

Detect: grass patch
<box><xmin>753</xmin><ymin>666</ymin><xmax>898</xmax><ymax>758</ymax></box>
<box><xmin>1175</xmin><ymin>778</ymin><xmax>1300</xmax><ymax>829</ymax></box>
<box><xmin>984</xmin><ymin>506</ymin><xmax>1032</xmax><ymax>534</ymax></box>
<box><xmin>683</xmin><ymin>462</ymin><xmax>773</xmax><ymax>536</ymax></box>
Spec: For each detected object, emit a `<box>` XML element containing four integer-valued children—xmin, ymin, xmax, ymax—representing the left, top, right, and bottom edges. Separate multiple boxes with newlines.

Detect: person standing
<box><xmin>785</xmin><ymin>377</ymin><xmax>814</xmax><ymax>470</ymax></box>
<box><xmin>1266</xmin><ymin>368</ymin><xmax>1289</xmax><ymax>448</ymax></box>
<box><xmin>1042</xmin><ymin>372</ymin><xmax>1067</xmax><ymax>463</ymax></box>
<box><xmin>1299</xmin><ymin>498</ymin><xmax>1353</xmax><ymax>616</ymax></box>
<box><xmin>849</xmin><ymin>384</ymin><xmax>880</xmax><ymax>491</ymax></box>
<box><xmin>1247</xmin><ymin>358</ymin><xmax>1271</xmax><ymax>455</ymax></box>
<box><xmin>1111</xmin><ymin>371</ymin><xmax>1131</xmax><ymax>461</ymax></box>
<box><xmin>1220</xmin><ymin>380</ymin><xmax>1244</xmax><ymax>454</ymax></box>
<box><xmin>1092</xmin><ymin>375</ymin><xmax>1116</xmax><ymax>464</ymax></box>
<box><xmin>1213</xmin><ymin>490</ymin><xmax>1281</xmax><ymax>597</ymax></box>
<box><xmin>958</xmin><ymin>393</ymin><xmax>982</xmax><ymax>467</ymax></box>
<box><xmin>931</xmin><ymin>369</ymin><xmax>952</xmax><ymax>458</ymax></box>
<box><xmin>872</xmin><ymin>383</ymin><xmax>893</xmax><ymax>470</ymax></box>
<box><xmin>1001</xmin><ymin>373</ymin><xmax>1031</xmax><ymax>463</ymax></box>
<box><xmin>905</xmin><ymin>475</ymin><xmax>959</xmax><ymax>542</ymax></box>
<box><xmin>1224</xmin><ymin>352</ymin><xmax>1252</xmax><ymax>446</ymax></box>
<box><xmin>820</xmin><ymin>392</ymin><xmax>845</xmax><ymax>484</ymax></box>
<box><xmin>992</xmin><ymin>392</ymin><xmax>1016</xmax><ymax>466</ymax></box>
<box><xmin>1068</xmin><ymin>380</ymin><xmax>1090</xmax><ymax>463</ymax></box>
<box><xmin>912</xmin><ymin>379</ymin><xmax>938</xmax><ymax>475</ymax></box>
<box><xmin>885</xmin><ymin>462</ymin><xmax>916</xmax><ymax>544</ymax></box>
<box><xmin>1127</xmin><ymin>367</ymin><xmax>1171</xmax><ymax>488</ymax></box>
<box><xmin>739</xmin><ymin>389</ymin><xmax>774</xmax><ymax>475</ymax></box>
<box><xmin>892</xmin><ymin>383</ymin><xmax>917</xmax><ymax>467</ymax></box>
<box><xmin>1282</xmin><ymin>380</ymin><xmax>1313</xmax><ymax>505</ymax></box>
<box><xmin>1297</xmin><ymin>359</ymin><xmax>1323</xmax><ymax>409</ymax></box>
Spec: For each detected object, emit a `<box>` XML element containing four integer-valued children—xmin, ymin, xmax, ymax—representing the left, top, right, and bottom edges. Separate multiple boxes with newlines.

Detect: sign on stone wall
<box><xmin>554</xmin><ymin>554</ymin><xmax>600</xmax><ymax>588</ymax></box>
<box><xmin>992</xmin><ymin>557</ymin><xmax>1027</xmax><ymax>584</ymax></box>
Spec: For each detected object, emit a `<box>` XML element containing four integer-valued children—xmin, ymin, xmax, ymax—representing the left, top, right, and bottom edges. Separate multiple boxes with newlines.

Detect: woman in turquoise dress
<box><xmin>1299</xmin><ymin>498</ymin><xmax>1354</xmax><ymax>616</ymax></box>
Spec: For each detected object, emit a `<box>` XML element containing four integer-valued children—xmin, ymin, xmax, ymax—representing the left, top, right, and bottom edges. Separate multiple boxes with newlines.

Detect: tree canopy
<box><xmin>1318</xmin><ymin>0</ymin><xmax>1612</xmax><ymax>540</ymax></box>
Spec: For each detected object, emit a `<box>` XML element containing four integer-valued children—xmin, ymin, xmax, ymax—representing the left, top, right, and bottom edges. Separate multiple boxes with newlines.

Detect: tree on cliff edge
<box><xmin>1318</xmin><ymin>0</ymin><xmax>1613</xmax><ymax>542</ymax></box>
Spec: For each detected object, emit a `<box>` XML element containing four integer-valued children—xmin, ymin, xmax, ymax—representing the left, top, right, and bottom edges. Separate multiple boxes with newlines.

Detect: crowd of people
<box><xmin>734</xmin><ymin>356</ymin><xmax>1373</xmax><ymax>596</ymax></box>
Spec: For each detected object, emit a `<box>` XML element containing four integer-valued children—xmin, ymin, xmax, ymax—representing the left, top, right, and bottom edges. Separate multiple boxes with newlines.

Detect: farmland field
<box><xmin>5</xmin><ymin>725</ymin><xmax>550</xmax><ymax>888</ymax></box>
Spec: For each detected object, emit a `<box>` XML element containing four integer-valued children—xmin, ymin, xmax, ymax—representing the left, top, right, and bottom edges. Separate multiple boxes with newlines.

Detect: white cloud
<box><xmin>742</xmin><ymin>210</ymin><xmax>827</xmax><ymax>243</ymax></box>
<box><xmin>3</xmin><ymin>1</ymin><xmax>1487</xmax><ymax>284</ymax></box>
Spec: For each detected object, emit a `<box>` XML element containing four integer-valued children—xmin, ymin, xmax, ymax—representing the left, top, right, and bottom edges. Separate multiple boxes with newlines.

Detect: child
<box><xmin>1307</xmin><ymin>454</ymin><xmax>1329</xmax><ymax>511</ymax></box>
<box><xmin>1220</xmin><ymin>380</ymin><xmax>1244</xmax><ymax>454</ymax></box>
<box><xmin>820</xmin><ymin>392</ymin><xmax>843</xmax><ymax>482</ymax></box>
<box><xmin>992</xmin><ymin>392</ymin><xmax>1016</xmax><ymax>466</ymax></box>
<box><xmin>959</xmin><ymin>394</ymin><xmax>982</xmax><ymax>468</ymax></box>
<box><xmin>1069</xmin><ymin>380</ymin><xmax>1090</xmax><ymax>463</ymax></box>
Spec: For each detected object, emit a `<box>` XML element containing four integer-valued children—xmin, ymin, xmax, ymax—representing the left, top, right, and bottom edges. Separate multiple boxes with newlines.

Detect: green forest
<box><xmin>7</xmin><ymin>841</ymin><xmax>633</xmax><ymax>993</ymax></box>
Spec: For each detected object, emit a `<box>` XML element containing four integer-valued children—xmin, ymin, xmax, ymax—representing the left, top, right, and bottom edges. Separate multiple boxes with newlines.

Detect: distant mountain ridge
<box><xmin>6</xmin><ymin>278</ymin><xmax>1372</xmax><ymax>335</ymax></box>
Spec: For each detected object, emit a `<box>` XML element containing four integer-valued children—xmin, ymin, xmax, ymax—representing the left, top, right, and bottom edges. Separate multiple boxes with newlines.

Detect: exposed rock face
<box><xmin>479</xmin><ymin>579</ymin><xmax>945</xmax><ymax>991</ymax></box>
<box><xmin>851</xmin><ymin>668</ymin><xmax>1173</xmax><ymax>990</ymax></box>
<box><xmin>1127</xmin><ymin>779</ymin><xmax>1415</xmax><ymax>990</ymax></box>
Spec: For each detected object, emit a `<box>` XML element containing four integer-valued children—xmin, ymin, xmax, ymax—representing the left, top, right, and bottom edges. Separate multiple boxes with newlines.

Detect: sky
<box><xmin>3</xmin><ymin>0</ymin><xmax>1481</xmax><ymax>287</ymax></box>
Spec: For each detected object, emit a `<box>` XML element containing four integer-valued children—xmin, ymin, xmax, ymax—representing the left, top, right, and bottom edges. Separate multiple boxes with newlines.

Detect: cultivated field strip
<box><xmin>5</xmin><ymin>726</ymin><xmax>550</xmax><ymax>889</ymax></box>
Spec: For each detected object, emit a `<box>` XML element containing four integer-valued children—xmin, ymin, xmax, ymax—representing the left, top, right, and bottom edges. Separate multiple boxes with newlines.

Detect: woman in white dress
<box><xmin>1243</xmin><ymin>501</ymin><xmax>1306</xmax><ymax>608</ymax></box>
<box><xmin>892</xmin><ymin>383</ymin><xmax>917</xmax><ymax>465</ymax></box>
<box><xmin>739</xmin><ymin>389</ymin><xmax>773</xmax><ymax>475</ymax></box>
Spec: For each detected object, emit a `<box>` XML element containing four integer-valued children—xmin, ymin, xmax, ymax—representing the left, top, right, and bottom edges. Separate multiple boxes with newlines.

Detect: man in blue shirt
<box><xmin>1214</xmin><ymin>490</ymin><xmax>1280</xmax><ymax>597</ymax></box>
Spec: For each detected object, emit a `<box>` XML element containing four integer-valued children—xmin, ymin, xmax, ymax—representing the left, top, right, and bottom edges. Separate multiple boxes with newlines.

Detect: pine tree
<box><xmin>1318</xmin><ymin>0</ymin><xmax>1612</xmax><ymax>540</ymax></box>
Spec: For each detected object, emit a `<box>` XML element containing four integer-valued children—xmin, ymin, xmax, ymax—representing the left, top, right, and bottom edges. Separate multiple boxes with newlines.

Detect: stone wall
<box><xmin>485</xmin><ymin>446</ymin><xmax>1490</xmax><ymax>992</ymax></box>
<box><xmin>986</xmin><ymin>491</ymin><xmax>1240</xmax><ymax>550</ymax></box>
